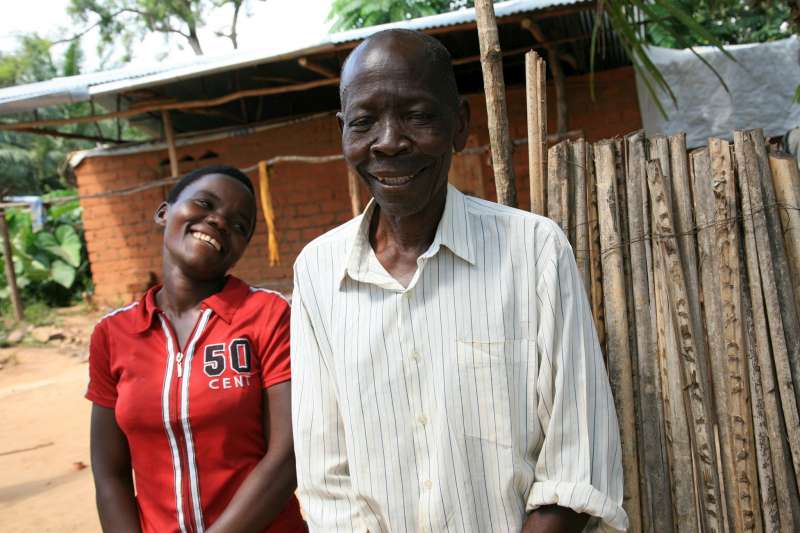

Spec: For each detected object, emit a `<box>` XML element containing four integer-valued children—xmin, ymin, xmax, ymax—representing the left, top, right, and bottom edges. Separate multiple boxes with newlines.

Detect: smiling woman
<box><xmin>85</xmin><ymin>165</ymin><xmax>306</xmax><ymax>533</ymax></box>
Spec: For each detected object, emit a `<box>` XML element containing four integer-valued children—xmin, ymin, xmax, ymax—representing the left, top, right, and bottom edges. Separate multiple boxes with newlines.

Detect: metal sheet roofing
<box><xmin>0</xmin><ymin>0</ymin><xmax>587</xmax><ymax>116</ymax></box>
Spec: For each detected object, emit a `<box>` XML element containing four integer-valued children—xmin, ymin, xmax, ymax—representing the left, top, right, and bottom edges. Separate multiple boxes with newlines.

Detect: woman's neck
<box><xmin>156</xmin><ymin>263</ymin><xmax>226</xmax><ymax>315</ymax></box>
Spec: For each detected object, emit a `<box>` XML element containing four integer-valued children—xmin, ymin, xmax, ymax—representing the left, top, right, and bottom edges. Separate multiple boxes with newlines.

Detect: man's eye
<box><xmin>349</xmin><ymin>117</ymin><xmax>374</xmax><ymax>130</ymax></box>
<box><xmin>408</xmin><ymin>112</ymin><xmax>433</xmax><ymax>124</ymax></box>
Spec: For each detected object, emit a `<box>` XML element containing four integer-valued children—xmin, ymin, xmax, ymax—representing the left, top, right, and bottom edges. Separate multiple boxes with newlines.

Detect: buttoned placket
<box><xmin>396</xmin><ymin>255</ymin><xmax>442</xmax><ymax>532</ymax></box>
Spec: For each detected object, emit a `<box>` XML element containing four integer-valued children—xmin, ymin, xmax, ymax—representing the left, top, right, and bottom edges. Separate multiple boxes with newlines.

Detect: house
<box><xmin>0</xmin><ymin>0</ymin><xmax>641</xmax><ymax>304</ymax></box>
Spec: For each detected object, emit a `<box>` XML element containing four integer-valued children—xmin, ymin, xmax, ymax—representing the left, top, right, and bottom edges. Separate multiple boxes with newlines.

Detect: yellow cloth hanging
<box><xmin>258</xmin><ymin>161</ymin><xmax>280</xmax><ymax>266</ymax></box>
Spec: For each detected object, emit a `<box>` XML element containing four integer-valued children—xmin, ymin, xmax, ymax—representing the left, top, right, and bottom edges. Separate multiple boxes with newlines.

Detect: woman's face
<box><xmin>155</xmin><ymin>173</ymin><xmax>256</xmax><ymax>281</ymax></box>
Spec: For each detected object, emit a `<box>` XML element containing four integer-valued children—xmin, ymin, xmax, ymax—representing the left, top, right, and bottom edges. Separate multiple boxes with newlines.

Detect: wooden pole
<box><xmin>692</xmin><ymin>144</ymin><xmax>762</xmax><ymax>533</ymax></box>
<box><xmin>594</xmin><ymin>140</ymin><xmax>642</xmax><ymax>532</ymax></box>
<box><xmin>750</xmin><ymin>130</ymin><xmax>800</xmax><ymax>411</ymax></box>
<box><xmin>624</xmin><ymin>131</ymin><xmax>673</xmax><ymax>533</ymax></box>
<box><xmin>585</xmin><ymin>144</ymin><xmax>607</xmax><ymax>351</ymax></box>
<box><xmin>769</xmin><ymin>152</ymin><xmax>800</xmax><ymax>319</ymax></box>
<box><xmin>734</xmin><ymin>130</ymin><xmax>800</xmax><ymax>526</ymax></box>
<box><xmin>525</xmin><ymin>50</ymin><xmax>547</xmax><ymax>215</ymax></box>
<box><xmin>161</xmin><ymin>110</ymin><xmax>179</xmax><ymax>178</ymax></box>
<box><xmin>646</xmin><ymin>160</ymin><xmax>725</xmax><ymax>533</ymax></box>
<box><xmin>474</xmin><ymin>0</ymin><xmax>517</xmax><ymax>207</ymax></box>
<box><xmin>521</xmin><ymin>19</ymin><xmax>568</xmax><ymax>138</ymax></box>
<box><xmin>546</xmin><ymin>141</ymin><xmax>568</xmax><ymax>230</ymax></box>
<box><xmin>0</xmin><ymin>209</ymin><xmax>23</xmax><ymax>322</ymax></box>
<box><xmin>347</xmin><ymin>169</ymin><xmax>362</xmax><ymax>218</ymax></box>
<box><xmin>570</xmin><ymin>139</ymin><xmax>590</xmax><ymax>292</ymax></box>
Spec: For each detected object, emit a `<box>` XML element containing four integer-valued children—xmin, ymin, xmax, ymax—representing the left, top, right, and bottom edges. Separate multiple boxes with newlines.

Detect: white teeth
<box><xmin>374</xmin><ymin>175</ymin><xmax>414</xmax><ymax>185</ymax></box>
<box><xmin>192</xmin><ymin>231</ymin><xmax>221</xmax><ymax>251</ymax></box>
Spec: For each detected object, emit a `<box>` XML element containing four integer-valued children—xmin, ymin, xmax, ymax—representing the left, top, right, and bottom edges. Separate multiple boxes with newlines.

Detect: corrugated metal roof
<box><xmin>0</xmin><ymin>0</ymin><xmax>588</xmax><ymax>116</ymax></box>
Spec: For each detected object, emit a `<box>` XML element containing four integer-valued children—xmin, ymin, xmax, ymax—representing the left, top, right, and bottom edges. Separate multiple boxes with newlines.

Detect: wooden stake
<box><xmin>769</xmin><ymin>152</ymin><xmax>800</xmax><ymax>320</ymax></box>
<box><xmin>734</xmin><ymin>130</ymin><xmax>800</xmax><ymax>524</ymax></box>
<box><xmin>347</xmin><ymin>169</ymin><xmax>362</xmax><ymax>218</ymax></box>
<box><xmin>570</xmin><ymin>139</ymin><xmax>590</xmax><ymax>292</ymax></box>
<box><xmin>647</xmin><ymin>160</ymin><xmax>725</xmax><ymax>533</ymax></box>
<box><xmin>693</xmin><ymin>144</ymin><xmax>762</xmax><ymax>533</ymax></box>
<box><xmin>526</xmin><ymin>50</ymin><xmax>547</xmax><ymax>215</ymax></box>
<box><xmin>585</xmin><ymin>144</ymin><xmax>607</xmax><ymax>351</ymax></box>
<box><xmin>546</xmin><ymin>141</ymin><xmax>568</xmax><ymax>231</ymax></box>
<box><xmin>474</xmin><ymin>0</ymin><xmax>517</xmax><ymax>207</ymax></box>
<box><xmin>750</xmin><ymin>130</ymin><xmax>800</xmax><ymax>411</ymax></box>
<box><xmin>624</xmin><ymin>131</ymin><xmax>673</xmax><ymax>533</ymax></box>
<box><xmin>161</xmin><ymin>110</ymin><xmax>179</xmax><ymax>178</ymax></box>
<box><xmin>594</xmin><ymin>140</ymin><xmax>642</xmax><ymax>532</ymax></box>
<box><xmin>0</xmin><ymin>209</ymin><xmax>23</xmax><ymax>322</ymax></box>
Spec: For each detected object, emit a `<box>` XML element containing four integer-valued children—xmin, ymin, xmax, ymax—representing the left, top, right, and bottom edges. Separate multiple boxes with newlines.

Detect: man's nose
<box><xmin>371</xmin><ymin>119</ymin><xmax>410</xmax><ymax>156</ymax></box>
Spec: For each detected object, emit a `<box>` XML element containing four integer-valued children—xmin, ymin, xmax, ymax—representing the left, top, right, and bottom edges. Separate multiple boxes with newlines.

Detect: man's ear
<box><xmin>154</xmin><ymin>202</ymin><xmax>169</xmax><ymax>227</ymax></box>
<box><xmin>336</xmin><ymin>111</ymin><xmax>345</xmax><ymax>134</ymax></box>
<box><xmin>452</xmin><ymin>97</ymin><xmax>471</xmax><ymax>152</ymax></box>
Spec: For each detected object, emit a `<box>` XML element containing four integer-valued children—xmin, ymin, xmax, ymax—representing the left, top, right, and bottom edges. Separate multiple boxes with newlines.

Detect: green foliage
<box><xmin>0</xmin><ymin>193</ymin><xmax>92</xmax><ymax>308</ymax></box>
<box><xmin>68</xmin><ymin>0</ymin><xmax>260</xmax><ymax>56</ymax></box>
<box><xmin>646</xmin><ymin>0</ymin><xmax>794</xmax><ymax>48</ymax></box>
<box><xmin>328</xmin><ymin>0</ymin><xmax>478</xmax><ymax>32</ymax></box>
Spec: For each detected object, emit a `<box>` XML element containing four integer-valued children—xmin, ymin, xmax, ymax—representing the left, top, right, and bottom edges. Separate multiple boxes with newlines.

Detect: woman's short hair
<box><xmin>166</xmin><ymin>165</ymin><xmax>255</xmax><ymax>204</ymax></box>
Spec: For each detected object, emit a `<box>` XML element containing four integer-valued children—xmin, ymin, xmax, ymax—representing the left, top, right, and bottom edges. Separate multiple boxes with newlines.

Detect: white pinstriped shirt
<box><xmin>291</xmin><ymin>184</ymin><xmax>627</xmax><ymax>532</ymax></box>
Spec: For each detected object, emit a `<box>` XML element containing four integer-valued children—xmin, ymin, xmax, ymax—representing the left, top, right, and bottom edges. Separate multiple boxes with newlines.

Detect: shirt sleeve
<box><xmin>258</xmin><ymin>296</ymin><xmax>292</xmax><ymax>389</ymax></box>
<box><xmin>528</xmin><ymin>228</ymin><xmax>628</xmax><ymax>532</ymax></box>
<box><xmin>85</xmin><ymin>320</ymin><xmax>118</xmax><ymax>408</ymax></box>
<box><xmin>291</xmin><ymin>264</ymin><xmax>367</xmax><ymax>532</ymax></box>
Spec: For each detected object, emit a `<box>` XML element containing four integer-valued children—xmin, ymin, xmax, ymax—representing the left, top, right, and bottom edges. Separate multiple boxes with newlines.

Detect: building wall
<box><xmin>77</xmin><ymin>67</ymin><xmax>642</xmax><ymax>305</ymax></box>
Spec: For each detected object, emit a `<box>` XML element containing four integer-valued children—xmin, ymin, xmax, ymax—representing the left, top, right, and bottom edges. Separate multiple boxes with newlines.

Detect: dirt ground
<box><xmin>0</xmin><ymin>307</ymin><xmax>102</xmax><ymax>533</ymax></box>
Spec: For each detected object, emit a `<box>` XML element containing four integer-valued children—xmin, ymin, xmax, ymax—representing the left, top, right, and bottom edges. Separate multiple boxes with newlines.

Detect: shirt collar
<box><xmin>340</xmin><ymin>183</ymin><xmax>475</xmax><ymax>287</ymax></box>
<box><xmin>133</xmin><ymin>275</ymin><xmax>250</xmax><ymax>334</ymax></box>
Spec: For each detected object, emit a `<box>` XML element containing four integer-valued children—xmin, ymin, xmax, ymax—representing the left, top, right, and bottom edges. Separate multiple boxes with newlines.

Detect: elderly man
<box><xmin>291</xmin><ymin>29</ymin><xmax>627</xmax><ymax>532</ymax></box>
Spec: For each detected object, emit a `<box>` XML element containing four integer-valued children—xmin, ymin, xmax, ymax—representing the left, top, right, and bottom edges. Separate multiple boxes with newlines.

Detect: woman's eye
<box><xmin>234</xmin><ymin>223</ymin><xmax>247</xmax><ymax>234</ymax></box>
<box><xmin>195</xmin><ymin>199</ymin><xmax>211</xmax><ymax>208</ymax></box>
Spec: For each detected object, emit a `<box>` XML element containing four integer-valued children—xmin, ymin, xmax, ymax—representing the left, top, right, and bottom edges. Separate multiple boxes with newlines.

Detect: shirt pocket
<box><xmin>453</xmin><ymin>339</ymin><xmax>524</xmax><ymax>449</ymax></box>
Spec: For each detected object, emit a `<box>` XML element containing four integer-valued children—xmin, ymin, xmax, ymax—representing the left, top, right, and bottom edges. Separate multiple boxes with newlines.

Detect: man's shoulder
<box><xmin>294</xmin><ymin>215</ymin><xmax>362</xmax><ymax>269</ymax></box>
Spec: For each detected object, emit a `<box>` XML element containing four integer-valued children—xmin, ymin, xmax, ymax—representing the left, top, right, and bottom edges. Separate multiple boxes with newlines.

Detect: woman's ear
<box><xmin>154</xmin><ymin>202</ymin><xmax>169</xmax><ymax>226</ymax></box>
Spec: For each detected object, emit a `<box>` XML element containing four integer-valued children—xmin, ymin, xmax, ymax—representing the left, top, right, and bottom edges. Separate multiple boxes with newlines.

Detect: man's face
<box><xmin>338</xmin><ymin>37</ymin><xmax>469</xmax><ymax>218</ymax></box>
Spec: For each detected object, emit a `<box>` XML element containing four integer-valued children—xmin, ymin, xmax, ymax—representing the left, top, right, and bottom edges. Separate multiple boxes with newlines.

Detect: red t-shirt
<box><xmin>86</xmin><ymin>276</ymin><xmax>305</xmax><ymax>533</ymax></box>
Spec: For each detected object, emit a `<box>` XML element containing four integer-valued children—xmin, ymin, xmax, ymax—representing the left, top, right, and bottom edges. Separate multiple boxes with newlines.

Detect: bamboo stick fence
<box><xmin>540</xmin><ymin>129</ymin><xmax>800</xmax><ymax>532</ymax></box>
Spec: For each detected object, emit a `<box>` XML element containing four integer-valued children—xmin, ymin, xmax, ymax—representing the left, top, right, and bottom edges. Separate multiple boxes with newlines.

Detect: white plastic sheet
<box><xmin>636</xmin><ymin>36</ymin><xmax>800</xmax><ymax>148</ymax></box>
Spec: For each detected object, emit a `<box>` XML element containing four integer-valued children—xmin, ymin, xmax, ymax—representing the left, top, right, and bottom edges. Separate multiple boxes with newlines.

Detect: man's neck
<box><xmin>369</xmin><ymin>186</ymin><xmax>447</xmax><ymax>257</ymax></box>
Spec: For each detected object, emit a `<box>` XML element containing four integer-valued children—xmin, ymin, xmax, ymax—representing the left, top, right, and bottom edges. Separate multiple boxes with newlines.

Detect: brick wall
<box><xmin>77</xmin><ymin>66</ymin><xmax>642</xmax><ymax>305</ymax></box>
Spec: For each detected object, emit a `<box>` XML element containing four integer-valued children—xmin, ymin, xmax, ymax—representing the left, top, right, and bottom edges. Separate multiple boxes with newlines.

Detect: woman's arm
<box><xmin>207</xmin><ymin>381</ymin><xmax>297</xmax><ymax>533</ymax></box>
<box><xmin>90</xmin><ymin>404</ymin><xmax>142</xmax><ymax>532</ymax></box>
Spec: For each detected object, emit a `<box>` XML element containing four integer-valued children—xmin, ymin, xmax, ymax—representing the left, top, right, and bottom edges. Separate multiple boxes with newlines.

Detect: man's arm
<box><xmin>291</xmin><ymin>277</ymin><xmax>363</xmax><ymax>532</ymax></box>
<box><xmin>526</xmin><ymin>226</ymin><xmax>628</xmax><ymax>532</ymax></box>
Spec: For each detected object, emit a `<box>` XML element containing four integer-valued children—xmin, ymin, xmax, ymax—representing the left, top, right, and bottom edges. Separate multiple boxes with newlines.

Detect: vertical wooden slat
<box><xmin>594</xmin><ymin>140</ymin><xmax>642</xmax><ymax>532</ymax></box>
<box><xmin>734</xmin><ymin>130</ymin><xmax>800</xmax><ymax>527</ymax></box>
<box><xmin>585</xmin><ymin>144</ymin><xmax>607</xmax><ymax>351</ymax></box>
<box><xmin>546</xmin><ymin>140</ymin><xmax>568</xmax><ymax>231</ymax></box>
<box><xmin>526</xmin><ymin>50</ymin><xmax>547</xmax><ymax>216</ymax></box>
<box><xmin>647</xmin><ymin>160</ymin><xmax>725</xmax><ymax>533</ymax></box>
<box><xmin>694</xmin><ymin>144</ymin><xmax>762</xmax><ymax>532</ymax></box>
<box><xmin>769</xmin><ymin>152</ymin><xmax>800</xmax><ymax>319</ymax></box>
<box><xmin>750</xmin><ymin>130</ymin><xmax>800</xmax><ymax>410</ymax></box>
<box><xmin>624</xmin><ymin>131</ymin><xmax>673</xmax><ymax>533</ymax></box>
<box><xmin>570</xmin><ymin>139</ymin><xmax>590</xmax><ymax>292</ymax></box>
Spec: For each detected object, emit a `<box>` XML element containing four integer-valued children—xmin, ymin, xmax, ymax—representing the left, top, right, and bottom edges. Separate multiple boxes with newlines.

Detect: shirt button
<box><xmin>417</xmin><ymin>415</ymin><xmax>428</xmax><ymax>426</ymax></box>
<box><xmin>423</xmin><ymin>480</ymin><xmax>433</xmax><ymax>490</ymax></box>
<box><xmin>410</xmin><ymin>350</ymin><xmax>420</xmax><ymax>362</ymax></box>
